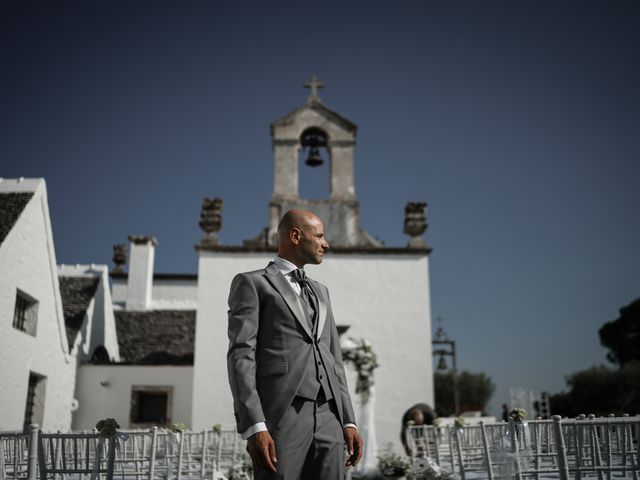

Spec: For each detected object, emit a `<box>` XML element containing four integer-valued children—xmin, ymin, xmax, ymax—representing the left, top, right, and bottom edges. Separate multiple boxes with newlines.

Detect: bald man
<box><xmin>227</xmin><ymin>210</ymin><xmax>362</xmax><ymax>479</ymax></box>
<box><xmin>400</xmin><ymin>403</ymin><xmax>436</xmax><ymax>456</ymax></box>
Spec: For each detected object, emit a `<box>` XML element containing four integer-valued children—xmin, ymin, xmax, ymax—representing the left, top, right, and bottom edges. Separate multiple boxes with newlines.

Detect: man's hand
<box><xmin>344</xmin><ymin>427</ymin><xmax>363</xmax><ymax>467</ymax></box>
<box><xmin>247</xmin><ymin>431</ymin><xmax>277</xmax><ymax>473</ymax></box>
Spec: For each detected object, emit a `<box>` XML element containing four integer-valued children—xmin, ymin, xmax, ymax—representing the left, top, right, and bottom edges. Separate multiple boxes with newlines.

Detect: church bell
<box><xmin>437</xmin><ymin>354</ymin><xmax>448</xmax><ymax>371</ymax></box>
<box><xmin>301</xmin><ymin>127</ymin><xmax>327</xmax><ymax>168</ymax></box>
<box><xmin>305</xmin><ymin>146</ymin><xmax>323</xmax><ymax>167</ymax></box>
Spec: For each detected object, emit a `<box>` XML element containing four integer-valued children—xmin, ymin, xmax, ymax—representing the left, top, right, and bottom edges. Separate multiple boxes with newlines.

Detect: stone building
<box><xmin>1</xmin><ymin>82</ymin><xmax>434</xmax><ymax>451</ymax></box>
<box><xmin>192</xmin><ymin>80</ymin><xmax>434</xmax><ymax>448</ymax></box>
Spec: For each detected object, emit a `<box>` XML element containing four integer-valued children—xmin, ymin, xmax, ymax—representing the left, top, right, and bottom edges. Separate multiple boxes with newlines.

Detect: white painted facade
<box><xmin>1</xmin><ymin>95</ymin><xmax>434</xmax><ymax>456</ymax></box>
<box><xmin>0</xmin><ymin>179</ymin><xmax>75</xmax><ymax>431</ymax></box>
<box><xmin>58</xmin><ymin>264</ymin><xmax>120</xmax><ymax>363</ymax></box>
<box><xmin>192</xmin><ymin>251</ymin><xmax>434</xmax><ymax>450</ymax></box>
<box><xmin>73</xmin><ymin>365</ymin><xmax>193</xmax><ymax>430</ymax></box>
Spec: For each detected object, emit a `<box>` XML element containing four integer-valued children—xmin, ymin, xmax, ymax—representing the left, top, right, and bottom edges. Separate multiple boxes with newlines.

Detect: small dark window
<box><xmin>138</xmin><ymin>393</ymin><xmax>167</xmax><ymax>422</ymax></box>
<box><xmin>13</xmin><ymin>289</ymin><xmax>38</xmax><ymax>336</ymax></box>
<box><xmin>130</xmin><ymin>386</ymin><xmax>172</xmax><ymax>426</ymax></box>
<box><xmin>23</xmin><ymin>372</ymin><xmax>46</xmax><ymax>431</ymax></box>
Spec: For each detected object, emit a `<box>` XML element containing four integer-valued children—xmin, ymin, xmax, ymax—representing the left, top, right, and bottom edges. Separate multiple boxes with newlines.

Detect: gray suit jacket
<box><xmin>227</xmin><ymin>262</ymin><xmax>356</xmax><ymax>433</ymax></box>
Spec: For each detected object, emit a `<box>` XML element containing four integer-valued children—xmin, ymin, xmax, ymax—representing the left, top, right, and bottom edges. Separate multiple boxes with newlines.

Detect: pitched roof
<box><xmin>114</xmin><ymin>310</ymin><xmax>196</xmax><ymax>365</ymax></box>
<box><xmin>271</xmin><ymin>99</ymin><xmax>358</xmax><ymax>134</ymax></box>
<box><xmin>59</xmin><ymin>276</ymin><xmax>100</xmax><ymax>349</ymax></box>
<box><xmin>0</xmin><ymin>192</ymin><xmax>34</xmax><ymax>245</ymax></box>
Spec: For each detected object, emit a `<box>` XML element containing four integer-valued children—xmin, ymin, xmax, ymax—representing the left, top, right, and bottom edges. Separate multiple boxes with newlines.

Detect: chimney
<box><xmin>126</xmin><ymin>235</ymin><xmax>157</xmax><ymax>310</ymax></box>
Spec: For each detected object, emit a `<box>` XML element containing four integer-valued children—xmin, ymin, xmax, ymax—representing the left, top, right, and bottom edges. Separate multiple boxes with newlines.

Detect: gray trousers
<box><xmin>254</xmin><ymin>396</ymin><xmax>345</xmax><ymax>480</ymax></box>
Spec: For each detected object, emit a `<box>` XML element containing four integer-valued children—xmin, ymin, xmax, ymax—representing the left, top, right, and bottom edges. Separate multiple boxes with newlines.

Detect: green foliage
<box><xmin>170</xmin><ymin>422</ymin><xmax>188</xmax><ymax>433</ymax></box>
<box><xmin>509</xmin><ymin>408</ymin><xmax>528</xmax><ymax>421</ymax></box>
<box><xmin>434</xmin><ymin>370</ymin><xmax>495</xmax><ymax>417</ymax></box>
<box><xmin>95</xmin><ymin>418</ymin><xmax>120</xmax><ymax>438</ymax></box>
<box><xmin>550</xmin><ymin>362</ymin><xmax>640</xmax><ymax>417</ymax></box>
<box><xmin>599</xmin><ymin>298</ymin><xmax>640</xmax><ymax>365</ymax></box>
<box><xmin>377</xmin><ymin>443</ymin><xmax>410</xmax><ymax>477</ymax></box>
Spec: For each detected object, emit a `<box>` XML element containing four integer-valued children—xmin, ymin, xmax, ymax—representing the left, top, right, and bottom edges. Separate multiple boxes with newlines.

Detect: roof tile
<box><xmin>113</xmin><ymin>310</ymin><xmax>195</xmax><ymax>365</ymax></box>
<box><xmin>59</xmin><ymin>276</ymin><xmax>100</xmax><ymax>349</ymax></box>
<box><xmin>0</xmin><ymin>192</ymin><xmax>34</xmax><ymax>245</ymax></box>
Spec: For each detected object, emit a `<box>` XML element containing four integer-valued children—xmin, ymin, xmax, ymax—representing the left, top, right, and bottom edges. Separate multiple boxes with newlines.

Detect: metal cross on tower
<box><xmin>304</xmin><ymin>75</ymin><xmax>324</xmax><ymax>102</ymax></box>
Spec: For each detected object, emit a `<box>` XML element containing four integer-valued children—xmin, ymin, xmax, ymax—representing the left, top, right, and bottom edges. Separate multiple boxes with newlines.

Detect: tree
<box><xmin>434</xmin><ymin>370</ymin><xmax>495</xmax><ymax>417</ymax></box>
<box><xmin>549</xmin><ymin>362</ymin><xmax>640</xmax><ymax>417</ymax></box>
<box><xmin>599</xmin><ymin>297</ymin><xmax>640</xmax><ymax>365</ymax></box>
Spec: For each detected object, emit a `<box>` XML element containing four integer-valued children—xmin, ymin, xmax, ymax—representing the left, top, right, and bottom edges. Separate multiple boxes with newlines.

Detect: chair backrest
<box><xmin>37</xmin><ymin>430</ymin><xmax>116</xmax><ymax>480</ymax></box>
<box><xmin>116</xmin><ymin>427</ymin><xmax>244</xmax><ymax>480</ymax></box>
<box><xmin>0</xmin><ymin>430</ymin><xmax>32</xmax><ymax>480</ymax></box>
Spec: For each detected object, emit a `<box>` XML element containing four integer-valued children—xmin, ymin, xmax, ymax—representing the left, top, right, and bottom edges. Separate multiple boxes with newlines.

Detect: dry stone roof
<box><xmin>59</xmin><ymin>276</ymin><xmax>100</xmax><ymax>349</ymax></box>
<box><xmin>0</xmin><ymin>192</ymin><xmax>34</xmax><ymax>245</ymax></box>
<box><xmin>114</xmin><ymin>310</ymin><xmax>195</xmax><ymax>365</ymax></box>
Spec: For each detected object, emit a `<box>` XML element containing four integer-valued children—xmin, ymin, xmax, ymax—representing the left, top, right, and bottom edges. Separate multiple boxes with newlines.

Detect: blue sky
<box><xmin>2</xmin><ymin>0</ymin><xmax>639</xmax><ymax>416</ymax></box>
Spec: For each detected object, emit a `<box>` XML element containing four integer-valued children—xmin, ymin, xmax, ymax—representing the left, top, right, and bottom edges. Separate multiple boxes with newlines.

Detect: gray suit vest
<box><xmin>295</xmin><ymin>287</ymin><xmax>334</xmax><ymax>401</ymax></box>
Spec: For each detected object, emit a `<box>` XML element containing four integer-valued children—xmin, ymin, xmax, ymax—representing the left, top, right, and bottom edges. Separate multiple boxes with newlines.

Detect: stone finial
<box><xmin>403</xmin><ymin>202</ymin><xmax>428</xmax><ymax>248</ymax></box>
<box><xmin>127</xmin><ymin>235</ymin><xmax>158</xmax><ymax>246</ymax></box>
<box><xmin>199</xmin><ymin>197</ymin><xmax>223</xmax><ymax>246</ymax></box>
<box><xmin>112</xmin><ymin>244</ymin><xmax>127</xmax><ymax>273</ymax></box>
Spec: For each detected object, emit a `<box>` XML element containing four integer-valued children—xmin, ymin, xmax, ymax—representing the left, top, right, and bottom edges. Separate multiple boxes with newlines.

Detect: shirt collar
<box><xmin>273</xmin><ymin>256</ymin><xmax>300</xmax><ymax>275</ymax></box>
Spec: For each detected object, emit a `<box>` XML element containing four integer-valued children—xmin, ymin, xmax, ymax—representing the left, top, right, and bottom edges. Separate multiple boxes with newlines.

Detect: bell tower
<box><xmin>246</xmin><ymin>76</ymin><xmax>381</xmax><ymax>248</ymax></box>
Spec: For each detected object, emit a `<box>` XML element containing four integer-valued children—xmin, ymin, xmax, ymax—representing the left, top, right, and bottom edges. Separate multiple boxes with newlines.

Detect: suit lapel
<box><xmin>263</xmin><ymin>263</ymin><xmax>313</xmax><ymax>340</ymax></box>
<box><xmin>308</xmin><ymin>280</ymin><xmax>327</xmax><ymax>337</ymax></box>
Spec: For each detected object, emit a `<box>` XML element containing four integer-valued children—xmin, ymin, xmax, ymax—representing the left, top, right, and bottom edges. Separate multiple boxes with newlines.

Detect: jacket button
<box><xmin>319</xmin><ymin>375</ymin><xmax>323</xmax><ymax>380</ymax></box>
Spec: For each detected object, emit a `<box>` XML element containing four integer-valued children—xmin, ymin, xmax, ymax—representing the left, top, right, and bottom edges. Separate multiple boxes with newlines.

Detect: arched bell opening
<box><xmin>298</xmin><ymin>127</ymin><xmax>331</xmax><ymax>199</ymax></box>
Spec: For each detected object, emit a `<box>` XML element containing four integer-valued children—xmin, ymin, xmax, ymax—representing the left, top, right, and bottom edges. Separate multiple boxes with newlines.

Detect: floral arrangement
<box><xmin>342</xmin><ymin>339</ymin><xmax>379</xmax><ymax>402</ymax></box>
<box><xmin>170</xmin><ymin>422</ymin><xmax>188</xmax><ymax>433</ymax></box>
<box><xmin>378</xmin><ymin>443</ymin><xmax>454</xmax><ymax>479</ymax></box>
<box><xmin>95</xmin><ymin>418</ymin><xmax>120</xmax><ymax>438</ymax></box>
<box><xmin>378</xmin><ymin>443</ymin><xmax>410</xmax><ymax>477</ymax></box>
<box><xmin>212</xmin><ymin>423</ymin><xmax>222</xmax><ymax>434</ymax></box>
<box><xmin>432</xmin><ymin>418</ymin><xmax>442</xmax><ymax>428</ymax></box>
<box><xmin>509</xmin><ymin>408</ymin><xmax>528</xmax><ymax>422</ymax></box>
<box><xmin>407</xmin><ymin>457</ymin><xmax>455</xmax><ymax>480</ymax></box>
<box><xmin>228</xmin><ymin>457</ymin><xmax>253</xmax><ymax>480</ymax></box>
<box><xmin>453</xmin><ymin>416</ymin><xmax>465</xmax><ymax>429</ymax></box>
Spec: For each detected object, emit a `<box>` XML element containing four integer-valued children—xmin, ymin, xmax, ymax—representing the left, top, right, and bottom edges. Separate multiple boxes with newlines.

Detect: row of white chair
<box><xmin>0</xmin><ymin>425</ymin><xmax>246</xmax><ymax>480</ymax></box>
<box><xmin>407</xmin><ymin>414</ymin><xmax>640</xmax><ymax>479</ymax></box>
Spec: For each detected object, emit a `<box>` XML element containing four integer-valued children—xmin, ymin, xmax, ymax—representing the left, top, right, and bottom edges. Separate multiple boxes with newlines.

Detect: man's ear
<box><xmin>290</xmin><ymin>227</ymin><xmax>301</xmax><ymax>245</ymax></box>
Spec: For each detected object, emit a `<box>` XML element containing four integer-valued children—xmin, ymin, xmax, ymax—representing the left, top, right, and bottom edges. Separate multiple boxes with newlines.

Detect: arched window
<box><xmin>90</xmin><ymin>346</ymin><xmax>110</xmax><ymax>364</ymax></box>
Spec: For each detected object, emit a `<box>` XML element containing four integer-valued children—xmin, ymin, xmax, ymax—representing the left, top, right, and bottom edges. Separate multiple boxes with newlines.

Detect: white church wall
<box><xmin>0</xmin><ymin>179</ymin><xmax>76</xmax><ymax>432</ymax></box>
<box><xmin>74</xmin><ymin>365</ymin><xmax>193</xmax><ymax>430</ymax></box>
<box><xmin>192</xmin><ymin>252</ymin><xmax>272</xmax><ymax>430</ymax></box>
<box><xmin>306</xmin><ymin>253</ymin><xmax>434</xmax><ymax>450</ymax></box>
<box><xmin>191</xmin><ymin>250</ymin><xmax>433</xmax><ymax>451</ymax></box>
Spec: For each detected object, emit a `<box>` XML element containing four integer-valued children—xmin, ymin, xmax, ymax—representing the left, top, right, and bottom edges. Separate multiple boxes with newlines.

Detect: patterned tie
<box><xmin>291</xmin><ymin>269</ymin><xmax>317</xmax><ymax>323</ymax></box>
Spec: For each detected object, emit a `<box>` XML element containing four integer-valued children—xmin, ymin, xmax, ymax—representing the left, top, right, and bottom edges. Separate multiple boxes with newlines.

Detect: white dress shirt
<box><xmin>240</xmin><ymin>256</ymin><xmax>356</xmax><ymax>439</ymax></box>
